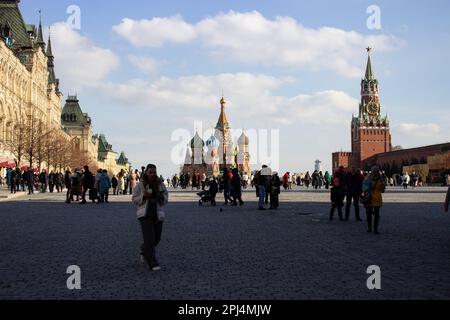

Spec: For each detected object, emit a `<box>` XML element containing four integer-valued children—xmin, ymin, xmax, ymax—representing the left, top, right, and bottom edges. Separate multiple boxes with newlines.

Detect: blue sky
<box><xmin>18</xmin><ymin>0</ymin><xmax>450</xmax><ymax>177</ymax></box>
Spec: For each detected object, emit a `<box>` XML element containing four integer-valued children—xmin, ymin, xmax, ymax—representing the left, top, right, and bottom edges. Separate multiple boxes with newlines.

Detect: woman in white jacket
<box><xmin>132</xmin><ymin>164</ymin><xmax>168</xmax><ymax>271</ymax></box>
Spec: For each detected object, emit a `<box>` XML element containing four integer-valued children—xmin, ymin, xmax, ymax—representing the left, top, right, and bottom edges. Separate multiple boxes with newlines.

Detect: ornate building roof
<box><xmin>364</xmin><ymin>47</ymin><xmax>375</xmax><ymax>81</ymax></box>
<box><xmin>98</xmin><ymin>134</ymin><xmax>113</xmax><ymax>153</ymax></box>
<box><xmin>215</xmin><ymin>97</ymin><xmax>230</xmax><ymax>131</ymax></box>
<box><xmin>61</xmin><ymin>96</ymin><xmax>91</xmax><ymax>126</ymax></box>
<box><xmin>190</xmin><ymin>131</ymin><xmax>205</xmax><ymax>148</ymax></box>
<box><xmin>117</xmin><ymin>152</ymin><xmax>129</xmax><ymax>165</ymax></box>
<box><xmin>238</xmin><ymin>131</ymin><xmax>249</xmax><ymax>146</ymax></box>
<box><xmin>0</xmin><ymin>0</ymin><xmax>32</xmax><ymax>49</ymax></box>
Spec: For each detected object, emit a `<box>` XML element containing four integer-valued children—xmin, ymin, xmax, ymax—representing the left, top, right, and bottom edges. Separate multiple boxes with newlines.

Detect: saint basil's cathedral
<box><xmin>182</xmin><ymin>97</ymin><xmax>251</xmax><ymax>177</ymax></box>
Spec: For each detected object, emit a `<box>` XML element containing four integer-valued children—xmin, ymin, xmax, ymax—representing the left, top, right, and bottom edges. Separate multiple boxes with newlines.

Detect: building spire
<box><xmin>216</xmin><ymin>96</ymin><xmax>230</xmax><ymax>131</ymax></box>
<box><xmin>364</xmin><ymin>47</ymin><xmax>374</xmax><ymax>81</ymax></box>
<box><xmin>37</xmin><ymin>9</ymin><xmax>46</xmax><ymax>52</ymax></box>
<box><xmin>46</xmin><ymin>27</ymin><xmax>53</xmax><ymax>57</ymax></box>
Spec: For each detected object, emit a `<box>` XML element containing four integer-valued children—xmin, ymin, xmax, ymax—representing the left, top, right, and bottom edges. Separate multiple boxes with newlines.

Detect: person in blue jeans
<box><xmin>257</xmin><ymin>165</ymin><xmax>272</xmax><ymax>210</ymax></box>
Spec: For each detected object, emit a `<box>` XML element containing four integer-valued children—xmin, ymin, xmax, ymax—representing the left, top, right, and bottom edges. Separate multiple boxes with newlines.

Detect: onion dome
<box><xmin>206</xmin><ymin>135</ymin><xmax>220</xmax><ymax>149</ymax></box>
<box><xmin>190</xmin><ymin>132</ymin><xmax>205</xmax><ymax>148</ymax></box>
<box><xmin>238</xmin><ymin>131</ymin><xmax>249</xmax><ymax>146</ymax></box>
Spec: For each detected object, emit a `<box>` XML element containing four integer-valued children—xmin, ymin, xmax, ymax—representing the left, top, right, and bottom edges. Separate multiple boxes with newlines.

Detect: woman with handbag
<box><xmin>132</xmin><ymin>164</ymin><xmax>168</xmax><ymax>271</ymax></box>
<box><xmin>366</xmin><ymin>166</ymin><xmax>386</xmax><ymax>234</ymax></box>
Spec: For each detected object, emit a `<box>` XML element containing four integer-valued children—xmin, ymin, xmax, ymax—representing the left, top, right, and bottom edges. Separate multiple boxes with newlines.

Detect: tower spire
<box><xmin>36</xmin><ymin>9</ymin><xmax>46</xmax><ymax>52</ymax></box>
<box><xmin>46</xmin><ymin>27</ymin><xmax>53</xmax><ymax>57</ymax></box>
<box><xmin>364</xmin><ymin>47</ymin><xmax>374</xmax><ymax>81</ymax></box>
<box><xmin>216</xmin><ymin>96</ymin><xmax>230</xmax><ymax>131</ymax></box>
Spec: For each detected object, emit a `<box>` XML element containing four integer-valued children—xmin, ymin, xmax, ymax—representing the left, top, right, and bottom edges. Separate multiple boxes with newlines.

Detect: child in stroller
<box><xmin>197</xmin><ymin>178</ymin><xmax>218</xmax><ymax>206</ymax></box>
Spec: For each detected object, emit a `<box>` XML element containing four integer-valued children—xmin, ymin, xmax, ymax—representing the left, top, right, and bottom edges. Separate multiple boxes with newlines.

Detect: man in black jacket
<box><xmin>344</xmin><ymin>167</ymin><xmax>363</xmax><ymax>221</ymax></box>
<box><xmin>81</xmin><ymin>166</ymin><xmax>94</xmax><ymax>204</ymax></box>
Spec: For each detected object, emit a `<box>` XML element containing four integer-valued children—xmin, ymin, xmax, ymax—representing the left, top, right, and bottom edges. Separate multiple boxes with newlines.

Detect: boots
<box><xmin>374</xmin><ymin>214</ymin><xmax>380</xmax><ymax>234</ymax></box>
<box><xmin>366</xmin><ymin>211</ymin><xmax>372</xmax><ymax>233</ymax></box>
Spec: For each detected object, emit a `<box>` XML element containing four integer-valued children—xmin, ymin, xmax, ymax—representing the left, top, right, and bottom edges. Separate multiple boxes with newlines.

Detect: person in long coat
<box><xmin>230</xmin><ymin>168</ymin><xmax>244</xmax><ymax>206</ymax></box>
<box><xmin>366</xmin><ymin>166</ymin><xmax>386</xmax><ymax>234</ymax></box>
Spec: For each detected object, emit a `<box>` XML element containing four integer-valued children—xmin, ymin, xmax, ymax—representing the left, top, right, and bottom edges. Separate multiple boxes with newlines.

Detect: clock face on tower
<box><xmin>366</xmin><ymin>102</ymin><xmax>379</xmax><ymax>116</ymax></box>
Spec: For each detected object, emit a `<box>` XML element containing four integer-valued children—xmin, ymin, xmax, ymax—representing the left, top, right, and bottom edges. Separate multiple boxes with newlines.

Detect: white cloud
<box><xmin>49</xmin><ymin>23</ymin><xmax>120</xmax><ymax>90</ymax></box>
<box><xmin>113</xmin><ymin>16</ymin><xmax>197</xmax><ymax>47</ymax></box>
<box><xmin>113</xmin><ymin>11</ymin><xmax>401</xmax><ymax>77</ymax></box>
<box><xmin>128</xmin><ymin>55</ymin><xmax>158</xmax><ymax>75</ymax></box>
<box><xmin>396</xmin><ymin>123</ymin><xmax>441</xmax><ymax>138</ymax></box>
<box><xmin>94</xmin><ymin>73</ymin><xmax>359</xmax><ymax>125</ymax></box>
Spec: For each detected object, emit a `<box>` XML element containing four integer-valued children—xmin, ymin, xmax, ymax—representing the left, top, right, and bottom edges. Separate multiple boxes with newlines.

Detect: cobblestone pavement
<box><xmin>0</xmin><ymin>187</ymin><xmax>449</xmax><ymax>300</ymax></box>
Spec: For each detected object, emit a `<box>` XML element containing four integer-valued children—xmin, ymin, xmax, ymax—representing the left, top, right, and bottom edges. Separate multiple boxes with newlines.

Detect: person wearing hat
<box><xmin>366</xmin><ymin>166</ymin><xmax>386</xmax><ymax>234</ymax></box>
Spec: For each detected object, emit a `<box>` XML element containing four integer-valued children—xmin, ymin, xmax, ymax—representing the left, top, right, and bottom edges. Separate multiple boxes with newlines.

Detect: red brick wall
<box><xmin>363</xmin><ymin>143</ymin><xmax>450</xmax><ymax>172</ymax></box>
<box><xmin>357</xmin><ymin>128</ymin><xmax>391</xmax><ymax>164</ymax></box>
<box><xmin>332</xmin><ymin>152</ymin><xmax>351</xmax><ymax>173</ymax></box>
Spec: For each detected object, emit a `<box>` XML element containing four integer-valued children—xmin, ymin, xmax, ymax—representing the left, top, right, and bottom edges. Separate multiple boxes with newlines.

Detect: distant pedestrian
<box><xmin>257</xmin><ymin>165</ymin><xmax>271</xmax><ymax>210</ymax></box>
<box><xmin>111</xmin><ymin>174</ymin><xmax>118</xmax><ymax>195</ymax></box>
<box><xmin>402</xmin><ymin>172</ymin><xmax>410</xmax><ymax>189</ymax></box>
<box><xmin>366</xmin><ymin>166</ymin><xmax>386</xmax><ymax>234</ymax></box>
<box><xmin>98</xmin><ymin>170</ymin><xmax>111</xmax><ymax>203</ymax></box>
<box><xmin>132</xmin><ymin>164</ymin><xmax>168</xmax><ymax>272</ymax></box>
<box><xmin>208</xmin><ymin>178</ymin><xmax>219</xmax><ymax>207</ymax></box>
<box><xmin>344</xmin><ymin>167</ymin><xmax>363</xmax><ymax>221</ymax></box>
<box><xmin>231</xmin><ymin>168</ymin><xmax>244</xmax><ymax>206</ymax></box>
<box><xmin>330</xmin><ymin>178</ymin><xmax>345</xmax><ymax>221</ymax></box>
<box><xmin>324</xmin><ymin>171</ymin><xmax>332</xmax><ymax>189</ymax></box>
<box><xmin>269</xmin><ymin>172</ymin><xmax>281</xmax><ymax>210</ymax></box>
<box><xmin>69</xmin><ymin>169</ymin><xmax>82</xmax><ymax>203</ymax></box>
<box><xmin>445</xmin><ymin>186</ymin><xmax>450</xmax><ymax>212</ymax></box>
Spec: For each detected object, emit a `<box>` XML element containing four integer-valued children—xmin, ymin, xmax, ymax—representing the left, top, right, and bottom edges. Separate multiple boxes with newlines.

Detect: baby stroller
<box><xmin>197</xmin><ymin>190</ymin><xmax>212</xmax><ymax>206</ymax></box>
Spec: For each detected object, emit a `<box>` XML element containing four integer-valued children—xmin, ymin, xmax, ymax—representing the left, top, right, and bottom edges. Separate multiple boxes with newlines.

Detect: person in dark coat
<box><xmin>344</xmin><ymin>166</ymin><xmax>363</xmax><ymax>221</ymax></box>
<box><xmin>26</xmin><ymin>169</ymin><xmax>34</xmax><ymax>194</ymax></box>
<box><xmin>330</xmin><ymin>177</ymin><xmax>345</xmax><ymax>221</ymax></box>
<box><xmin>111</xmin><ymin>175</ymin><xmax>118</xmax><ymax>195</ymax></box>
<box><xmin>208</xmin><ymin>178</ymin><xmax>219</xmax><ymax>207</ymax></box>
<box><xmin>230</xmin><ymin>168</ymin><xmax>244</xmax><ymax>206</ymax></box>
<box><xmin>269</xmin><ymin>172</ymin><xmax>282</xmax><ymax>209</ymax></box>
<box><xmin>222</xmin><ymin>168</ymin><xmax>233</xmax><ymax>205</ymax></box>
<box><xmin>64</xmin><ymin>170</ymin><xmax>72</xmax><ymax>203</ymax></box>
<box><xmin>81</xmin><ymin>166</ymin><xmax>94</xmax><ymax>204</ymax></box>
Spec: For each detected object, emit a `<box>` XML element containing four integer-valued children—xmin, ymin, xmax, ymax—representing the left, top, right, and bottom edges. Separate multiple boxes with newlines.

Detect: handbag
<box><xmin>361</xmin><ymin>180</ymin><xmax>377</xmax><ymax>206</ymax></box>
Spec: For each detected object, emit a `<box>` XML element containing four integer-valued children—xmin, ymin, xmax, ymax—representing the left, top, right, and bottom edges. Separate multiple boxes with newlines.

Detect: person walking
<box><xmin>402</xmin><ymin>172</ymin><xmax>410</xmax><ymax>189</ymax></box>
<box><xmin>269</xmin><ymin>172</ymin><xmax>281</xmax><ymax>209</ymax></box>
<box><xmin>111</xmin><ymin>174</ymin><xmax>118</xmax><ymax>195</ymax></box>
<box><xmin>26</xmin><ymin>169</ymin><xmax>34</xmax><ymax>194</ymax></box>
<box><xmin>81</xmin><ymin>166</ymin><xmax>95</xmax><ymax>204</ymax></box>
<box><xmin>201</xmin><ymin>173</ymin><xmax>207</xmax><ymax>191</ymax></box>
<box><xmin>330</xmin><ymin>177</ymin><xmax>345</xmax><ymax>221</ymax></box>
<box><xmin>344</xmin><ymin>167</ymin><xmax>363</xmax><ymax>221</ymax></box>
<box><xmin>230</xmin><ymin>168</ymin><xmax>244</xmax><ymax>206</ymax></box>
<box><xmin>445</xmin><ymin>186</ymin><xmax>450</xmax><ymax>212</ymax></box>
<box><xmin>304</xmin><ymin>171</ymin><xmax>311</xmax><ymax>189</ymax></box>
<box><xmin>222</xmin><ymin>168</ymin><xmax>233</xmax><ymax>205</ymax></box>
<box><xmin>98</xmin><ymin>170</ymin><xmax>111</xmax><ymax>203</ymax></box>
<box><xmin>257</xmin><ymin>165</ymin><xmax>271</xmax><ymax>210</ymax></box>
<box><xmin>324</xmin><ymin>171</ymin><xmax>332</xmax><ymax>190</ymax></box>
<box><xmin>132</xmin><ymin>164</ymin><xmax>168</xmax><ymax>271</ymax></box>
<box><xmin>117</xmin><ymin>170</ymin><xmax>125</xmax><ymax>195</ymax></box>
<box><xmin>64</xmin><ymin>170</ymin><xmax>72</xmax><ymax>203</ymax></box>
<box><xmin>130</xmin><ymin>170</ymin><xmax>138</xmax><ymax>195</ymax></box>
<box><xmin>69</xmin><ymin>169</ymin><xmax>82</xmax><ymax>203</ymax></box>
<box><xmin>366</xmin><ymin>166</ymin><xmax>386</xmax><ymax>234</ymax></box>
<box><xmin>208</xmin><ymin>178</ymin><xmax>219</xmax><ymax>207</ymax></box>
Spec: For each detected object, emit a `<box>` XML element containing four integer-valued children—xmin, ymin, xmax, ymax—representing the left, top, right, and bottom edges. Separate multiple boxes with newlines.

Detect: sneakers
<box><xmin>151</xmin><ymin>264</ymin><xmax>161</xmax><ymax>271</ymax></box>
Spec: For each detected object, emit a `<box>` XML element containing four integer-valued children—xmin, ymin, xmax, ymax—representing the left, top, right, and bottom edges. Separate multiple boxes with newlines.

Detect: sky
<box><xmin>18</xmin><ymin>0</ymin><xmax>450</xmax><ymax>177</ymax></box>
